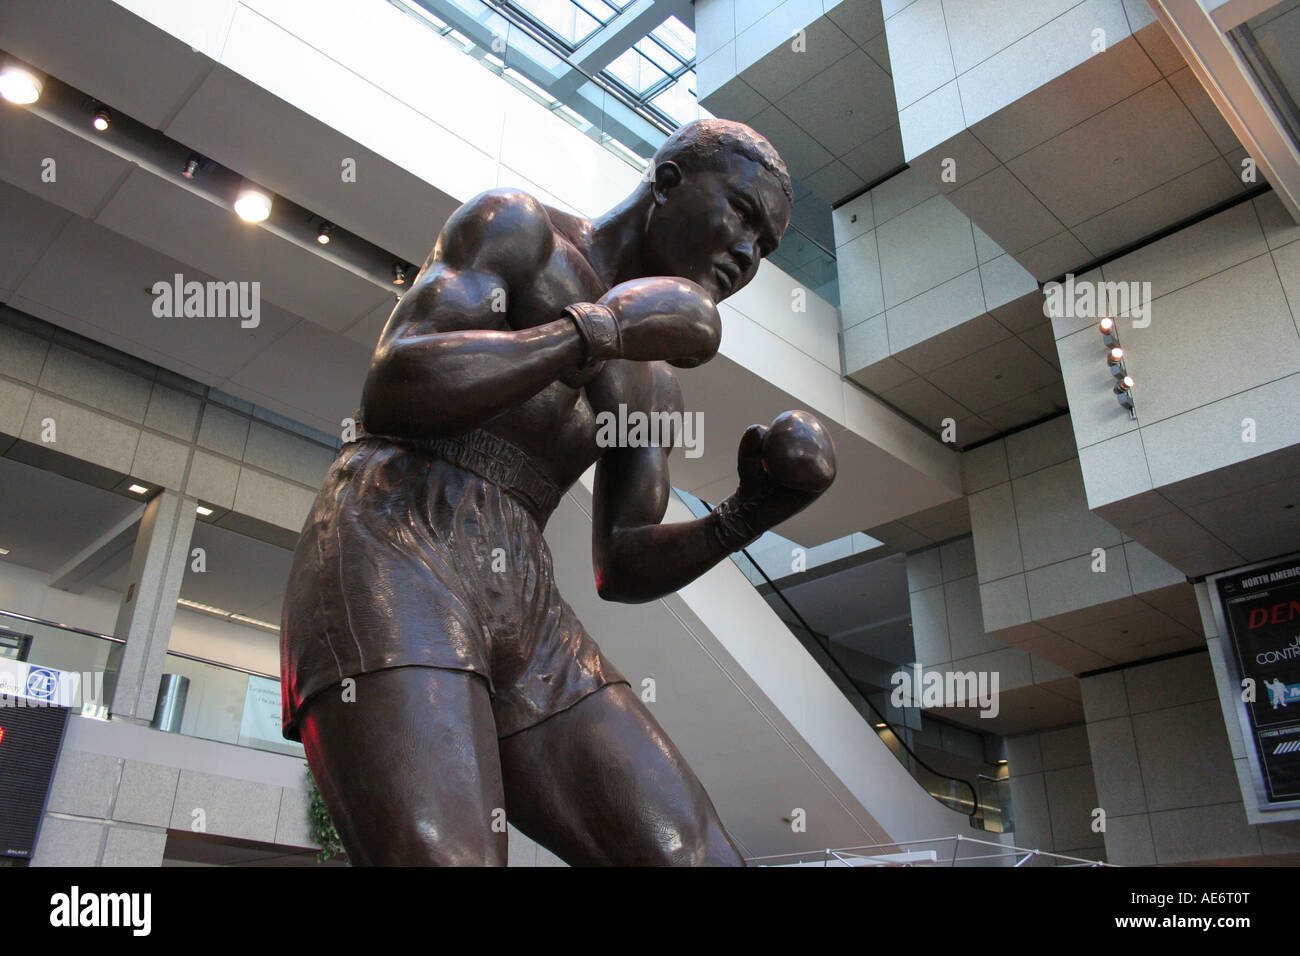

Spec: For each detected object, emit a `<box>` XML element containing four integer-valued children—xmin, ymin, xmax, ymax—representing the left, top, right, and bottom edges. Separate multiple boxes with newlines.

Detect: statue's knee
<box><xmin>372</xmin><ymin>827</ymin><xmax>506</xmax><ymax>866</ymax></box>
<box><xmin>644</xmin><ymin>815</ymin><xmax>740</xmax><ymax>867</ymax></box>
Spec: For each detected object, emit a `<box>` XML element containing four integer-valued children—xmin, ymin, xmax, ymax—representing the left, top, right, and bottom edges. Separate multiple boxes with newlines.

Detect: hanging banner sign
<box><xmin>1210</xmin><ymin>553</ymin><xmax>1300</xmax><ymax>809</ymax></box>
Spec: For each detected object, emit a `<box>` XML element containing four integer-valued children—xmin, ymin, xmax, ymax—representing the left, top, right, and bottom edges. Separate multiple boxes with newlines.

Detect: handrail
<box><xmin>693</xmin><ymin>510</ymin><xmax>985</xmax><ymax>825</ymax></box>
<box><xmin>747</xmin><ymin>834</ymin><xmax>1111</xmax><ymax>867</ymax></box>
<box><xmin>0</xmin><ymin>608</ymin><xmax>278</xmax><ymax>681</ymax></box>
<box><xmin>0</xmin><ymin>608</ymin><xmax>123</xmax><ymax>643</ymax></box>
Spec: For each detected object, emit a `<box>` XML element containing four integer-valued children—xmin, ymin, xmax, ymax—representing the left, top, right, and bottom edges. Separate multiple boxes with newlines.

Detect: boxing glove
<box><xmin>710</xmin><ymin>410</ymin><xmax>837</xmax><ymax>552</ymax></box>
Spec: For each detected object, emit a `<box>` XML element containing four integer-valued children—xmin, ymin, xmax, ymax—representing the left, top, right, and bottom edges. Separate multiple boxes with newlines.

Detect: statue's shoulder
<box><xmin>441</xmin><ymin>187</ymin><xmax>558</xmax><ymax>275</ymax></box>
<box><xmin>450</xmin><ymin>187</ymin><xmax>554</xmax><ymax>237</ymax></box>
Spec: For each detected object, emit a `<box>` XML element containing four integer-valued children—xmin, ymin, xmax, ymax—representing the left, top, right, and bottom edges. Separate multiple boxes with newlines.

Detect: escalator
<box><xmin>692</xmin><ymin>496</ymin><xmax>1012</xmax><ymax>834</ymax></box>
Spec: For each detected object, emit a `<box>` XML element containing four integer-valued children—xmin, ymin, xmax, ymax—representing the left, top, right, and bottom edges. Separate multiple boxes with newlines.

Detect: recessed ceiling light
<box><xmin>234</xmin><ymin>182</ymin><xmax>273</xmax><ymax>223</ymax></box>
<box><xmin>177</xmin><ymin>597</ymin><xmax>278</xmax><ymax>633</ymax></box>
<box><xmin>195</xmin><ymin>505</ymin><xmax>214</xmax><ymax>517</ymax></box>
<box><xmin>0</xmin><ymin>62</ymin><xmax>44</xmax><ymax>104</ymax></box>
<box><xmin>127</xmin><ymin>483</ymin><xmax>149</xmax><ymax>495</ymax></box>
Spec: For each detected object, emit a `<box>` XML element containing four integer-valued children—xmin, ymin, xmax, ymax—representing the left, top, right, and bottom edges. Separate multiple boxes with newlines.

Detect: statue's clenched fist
<box><xmin>562</xmin><ymin>277</ymin><xmax>721</xmax><ymax>380</ymax></box>
<box><xmin>710</xmin><ymin>410</ymin><xmax>837</xmax><ymax>552</ymax></box>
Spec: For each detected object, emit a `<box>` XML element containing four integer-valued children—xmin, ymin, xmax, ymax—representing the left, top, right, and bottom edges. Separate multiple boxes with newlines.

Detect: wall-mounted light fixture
<box><xmin>1100</xmin><ymin>317</ymin><xmax>1136</xmax><ymax>419</ymax></box>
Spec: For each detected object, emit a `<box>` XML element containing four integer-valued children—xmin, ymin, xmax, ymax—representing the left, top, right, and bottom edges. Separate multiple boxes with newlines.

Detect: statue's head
<box><xmin>639</xmin><ymin>119</ymin><xmax>793</xmax><ymax>302</ymax></box>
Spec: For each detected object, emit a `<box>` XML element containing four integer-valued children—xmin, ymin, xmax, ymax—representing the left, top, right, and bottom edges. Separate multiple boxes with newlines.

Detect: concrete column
<box><xmin>104</xmin><ymin>489</ymin><xmax>197</xmax><ymax>724</ymax></box>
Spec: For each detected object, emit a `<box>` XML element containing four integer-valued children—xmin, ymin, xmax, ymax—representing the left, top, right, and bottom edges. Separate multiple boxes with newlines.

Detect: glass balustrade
<box><xmin>0</xmin><ymin>608</ymin><xmax>303</xmax><ymax>759</ymax></box>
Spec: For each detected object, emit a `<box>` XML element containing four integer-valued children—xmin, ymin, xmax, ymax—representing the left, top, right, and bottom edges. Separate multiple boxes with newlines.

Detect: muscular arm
<box><xmin>591</xmin><ymin>365</ymin><xmax>734</xmax><ymax>604</ymax></box>
<box><xmin>360</xmin><ymin>189</ymin><xmax>586</xmax><ymax>438</ymax></box>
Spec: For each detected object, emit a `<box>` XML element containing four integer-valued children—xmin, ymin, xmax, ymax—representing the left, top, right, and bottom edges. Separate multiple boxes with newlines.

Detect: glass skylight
<box><xmin>509</xmin><ymin>0</ymin><xmax>627</xmax><ymax>48</ymax></box>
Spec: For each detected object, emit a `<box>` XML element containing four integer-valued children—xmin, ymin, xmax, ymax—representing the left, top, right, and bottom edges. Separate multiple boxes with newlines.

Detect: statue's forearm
<box><xmin>361</xmin><ymin>319</ymin><xmax>585</xmax><ymax>438</ymax></box>
<box><xmin>597</xmin><ymin>507</ymin><xmax>747</xmax><ymax>603</ymax></box>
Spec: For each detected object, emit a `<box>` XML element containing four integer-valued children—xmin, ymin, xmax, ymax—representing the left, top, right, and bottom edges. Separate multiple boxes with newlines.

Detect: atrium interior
<box><xmin>1</xmin><ymin>0</ymin><xmax>1300</xmax><ymax>867</ymax></box>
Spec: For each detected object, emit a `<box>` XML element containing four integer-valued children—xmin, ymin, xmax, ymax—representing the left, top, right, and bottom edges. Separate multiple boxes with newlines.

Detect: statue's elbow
<box><xmin>594</xmin><ymin>568</ymin><xmax>658</xmax><ymax>604</ymax></box>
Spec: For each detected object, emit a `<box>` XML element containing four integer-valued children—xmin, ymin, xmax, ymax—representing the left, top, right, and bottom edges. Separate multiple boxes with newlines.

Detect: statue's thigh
<box><xmin>498</xmin><ymin>683</ymin><xmax>744</xmax><ymax>866</ymax></box>
<box><xmin>298</xmin><ymin>666</ymin><xmax>506</xmax><ymax>866</ymax></box>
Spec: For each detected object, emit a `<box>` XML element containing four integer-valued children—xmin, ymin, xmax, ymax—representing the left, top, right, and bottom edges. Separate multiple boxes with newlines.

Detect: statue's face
<box><xmin>644</xmin><ymin>153</ymin><xmax>791</xmax><ymax>302</ymax></box>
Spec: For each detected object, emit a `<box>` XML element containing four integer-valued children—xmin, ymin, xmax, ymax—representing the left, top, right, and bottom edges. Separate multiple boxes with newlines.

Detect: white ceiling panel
<box><xmin>0</xmin><ymin>0</ymin><xmax>212</xmax><ymax>129</ymax></box>
<box><xmin>1006</xmin><ymin>81</ymin><xmax>1220</xmax><ymax>229</ymax></box>
<box><xmin>0</xmin><ymin>178</ymin><xmax>73</xmax><ymax>297</ymax></box>
<box><xmin>775</xmin><ymin>50</ymin><xmax>896</xmax><ymax>160</ymax></box>
<box><xmin>929</xmin><ymin>337</ymin><xmax>1060</xmax><ymax>414</ymax></box>
<box><xmin>164</xmin><ymin>65</ymin><xmax>462</xmax><ymax>265</ymax></box>
<box><xmin>0</xmin><ymin>106</ymin><xmax>134</xmax><ymax>220</ymax></box>
<box><xmin>224</xmin><ymin>318</ymin><xmax>369</xmax><ymax>434</ymax></box>
<box><xmin>181</xmin><ymin>521</ymin><xmax>293</xmax><ymax>623</ymax></box>
<box><xmin>0</xmin><ymin>454</ymin><xmax>139</xmax><ymax>575</ymax></box>
<box><xmin>95</xmin><ymin>167</ymin><xmax>392</xmax><ymax>331</ymax></box>
<box><xmin>342</xmin><ymin>297</ymin><xmax>395</xmax><ymax>351</ymax></box>
<box><xmin>13</xmin><ymin>215</ymin><xmax>301</xmax><ymax>382</ymax></box>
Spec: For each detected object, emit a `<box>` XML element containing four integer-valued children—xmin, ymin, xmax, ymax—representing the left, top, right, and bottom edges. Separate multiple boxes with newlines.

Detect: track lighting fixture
<box><xmin>234</xmin><ymin>182</ymin><xmax>273</xmax><ymax>223</ymax></box>
<box><xmin>91</xmin><ymin>108</ymin><xmax>110</xmax><ymax>131</ymax></box>
<box><xmin>392</xmin><ymin>262</ymin><xmax>408</xmax><ymax>285</ymax></box>
<box><xmin>317</xmin><ymin>221</ymin><xmax>334</xmax><ymax>245</ymax></box>
<box><xmin>180</xmin><ymin>153</ymin><xmax>203</xmax><ymax>179</ymax></box>
<box><xmin>0</xmin><ymin>60</ymin><xmax>43</xmax><ymax>104</ymax></box>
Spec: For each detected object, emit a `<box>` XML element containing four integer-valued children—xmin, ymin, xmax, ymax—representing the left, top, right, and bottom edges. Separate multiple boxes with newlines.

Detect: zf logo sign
<box><xmin>26</xmin><ymin>668</ymin><xmax>57</xmax><ymax>702</ymax></box>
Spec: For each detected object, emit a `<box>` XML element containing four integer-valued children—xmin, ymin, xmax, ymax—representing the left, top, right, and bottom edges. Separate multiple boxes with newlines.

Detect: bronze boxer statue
<box><xmin>281</xmin><ymin>119</ymin><xmax>836</xmax><ymax>865</ymax></box>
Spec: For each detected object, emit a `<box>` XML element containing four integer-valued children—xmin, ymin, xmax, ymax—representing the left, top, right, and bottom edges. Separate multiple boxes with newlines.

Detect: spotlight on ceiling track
<box><xmin>180</xmin><ymin>153</ymin><xmax>203</xmax><ymax>180</ymax></box>
<box><xmin>1107</xmin><ymin>346</ymin><xmax>1127</xmax><ymax>378</ymax></box>
<box><xmin>392</xmin><ymin>262</ymin><xmax>408</xmax><ymax>285</ymax></box>
<box><xmin>316</xmin><ymin>221</ymin><xmax>334</xmax><ymax>245</ymax></box>
<box><xmin>0</xmin><ymin>60</ymin><xmax>44</xmax><ymax>104</ymax></box>
<box><xmin>234</xmin><ymin>182</ymin><xmax>273</xmax><ymax>223</ymax></box>
<box><xmin>91</xmin><ymin>108</ymin><xmax>110</xmax><ymax>131</ymax></box>
<box><xmin>1114</xmin><ymin>375</ymin><xmax>1135</xmax><ymax>393</ymax></box>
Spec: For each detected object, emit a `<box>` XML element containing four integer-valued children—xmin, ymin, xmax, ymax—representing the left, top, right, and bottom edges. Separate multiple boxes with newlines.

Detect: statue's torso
<box><xmin>467</xmin><ymin>212</ymin><xmax>672</xmax><ymax>496</ymax></box>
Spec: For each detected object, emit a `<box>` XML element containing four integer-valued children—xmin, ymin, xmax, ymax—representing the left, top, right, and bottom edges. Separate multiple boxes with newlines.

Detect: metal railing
<box><xmin>0</xmin><ymin>607</ymin><xmax>300</xmax><ymax>758</ymax></box>
<box><xmin>748</xmin><ymin>834</ymin><xmax>1111</xmax><ymax>867</ymax></box>
<box><xmin>690</xmin><ymin>502</ymin><xmax>1004</xmax><ymax>830</ymax></box>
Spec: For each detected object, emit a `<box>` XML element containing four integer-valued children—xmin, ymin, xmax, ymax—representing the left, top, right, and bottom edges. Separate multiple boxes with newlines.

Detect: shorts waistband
<box><xmin>354</xmin><ymin>423</ymin><xmax>563</xmax><ymax>522</ymax></box>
